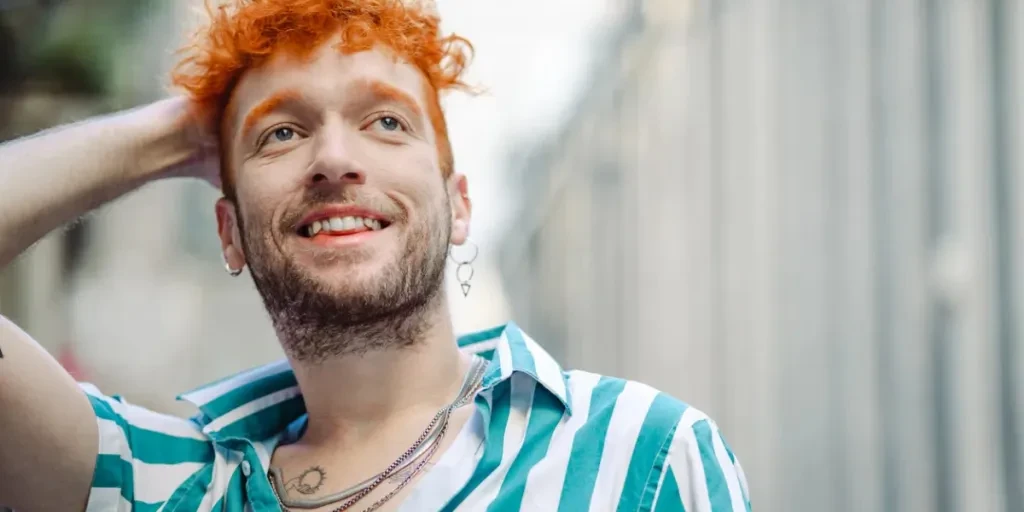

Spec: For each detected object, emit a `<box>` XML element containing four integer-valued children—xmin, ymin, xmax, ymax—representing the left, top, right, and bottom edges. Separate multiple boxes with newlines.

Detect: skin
<box><xmin>222</xmin><ymin>42</ymin><xmax>464</xmax><ymax>362</ymax></box>
<box><xmin>0</xmin><ymin>97</ymin><xmax>205</xmax><ymax>511</ymax></box>
<box><xmin>0</xmin><ymin>37</ymin><xmax>476</xmax><ymax>511</ymax></box>
<box><xmin>219</xmin><ymin>41</ymin><xmax>478</xmax><ymax>509</ymax></box>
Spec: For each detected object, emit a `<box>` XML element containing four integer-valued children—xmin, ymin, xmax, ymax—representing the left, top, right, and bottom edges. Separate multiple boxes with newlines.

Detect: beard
<box><xmin>236</xmin><ymin>189</ymin><xmax>451</xmax><ymax>363</ymax></box>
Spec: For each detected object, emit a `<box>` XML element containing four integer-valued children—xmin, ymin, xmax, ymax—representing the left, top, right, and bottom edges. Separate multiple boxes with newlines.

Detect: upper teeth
<box><xmin>307</xmin><ymin>216</ymin><xmax>383</xmax><ymax>236</ymax></box>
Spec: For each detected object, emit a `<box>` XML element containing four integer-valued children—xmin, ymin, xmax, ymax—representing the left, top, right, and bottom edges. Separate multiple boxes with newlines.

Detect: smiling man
<box><xmin>0</xmin><ymin>1</ymin><xmax>750</xmax><ymax>511</ymax></box>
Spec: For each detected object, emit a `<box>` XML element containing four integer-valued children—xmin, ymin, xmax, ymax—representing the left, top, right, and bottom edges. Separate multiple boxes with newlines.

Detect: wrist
<box><xmin>124</xmin><ymin>97</ymin><xmax>213</xmax><ymax>183</ymax></box>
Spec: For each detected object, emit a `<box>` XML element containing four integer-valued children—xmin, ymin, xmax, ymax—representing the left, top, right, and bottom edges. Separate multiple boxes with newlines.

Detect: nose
<box><xmin>306</xmin><ymin>124</ymin><xmax>366</xmax><ymax>187</ymax></box>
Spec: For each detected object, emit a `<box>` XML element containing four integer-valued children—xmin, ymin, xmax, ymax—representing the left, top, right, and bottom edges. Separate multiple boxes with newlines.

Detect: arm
<box><xmin>652</xmin><ymin>414</ymin><xmax>751</xmax><ymax>512</ymax></box>
<box><xmin>0</xmin><ymin>97</ymin><xmax>215</xmax><ymax>267</ymax></box>
<box><xmin>0</xmin><ymin>98</ymin><xmax>215</xmax><ymax>511</ymax></box>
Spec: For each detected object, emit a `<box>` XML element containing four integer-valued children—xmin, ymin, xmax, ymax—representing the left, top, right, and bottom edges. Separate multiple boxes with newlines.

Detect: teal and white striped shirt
<box><xmin>80</xmin><ymin>322</ymin><xmax>751</xmax><ymax>511</ymax></box>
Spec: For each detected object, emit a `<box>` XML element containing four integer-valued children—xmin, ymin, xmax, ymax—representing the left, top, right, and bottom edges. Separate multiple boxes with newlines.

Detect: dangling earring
<box><xmin>449</xmin><ymin>239</ymin><xmax>479</xmax><ymax>297</ymax></box>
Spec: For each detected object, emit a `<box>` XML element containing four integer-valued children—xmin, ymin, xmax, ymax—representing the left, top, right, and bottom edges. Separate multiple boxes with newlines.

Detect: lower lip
<box><xmin>299</xmin><ymin>228</ymin><xmax>383</xmax><ymax>246</ymax></box>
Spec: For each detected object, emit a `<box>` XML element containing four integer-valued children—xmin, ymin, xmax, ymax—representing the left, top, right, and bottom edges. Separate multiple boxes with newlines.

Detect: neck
<box><xmin>284</xmin><ymin>291</ymin><xmax>470</xmax><ymax>445</ymax></box>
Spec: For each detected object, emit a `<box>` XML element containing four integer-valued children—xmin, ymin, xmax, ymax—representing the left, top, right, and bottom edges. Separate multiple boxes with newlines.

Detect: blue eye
<box><xmin>378</xmin><ymin>117</ymin><xmax>401</xmax><ymax>131</ymax></box>
<box><xmin>273</xmin><ymin>127</ymin><xmax>295</xmax><ymax>141</ymax></box>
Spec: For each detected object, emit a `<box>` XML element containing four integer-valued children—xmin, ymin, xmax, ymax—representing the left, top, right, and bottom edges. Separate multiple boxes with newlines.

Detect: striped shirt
<box><xmin>80</xmin><ymin>322</ymin><xmax>751</xmax><ymax>511</ymax></box>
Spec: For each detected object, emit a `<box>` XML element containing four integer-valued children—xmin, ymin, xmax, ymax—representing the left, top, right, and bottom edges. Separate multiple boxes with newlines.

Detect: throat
<box><xmin>285</xmin><ymin>293</ymin><xmax>470</xmax><ymax>441</ymax></box>
<box><xmin>268</xmin><ymin>356</ymin><xmax>486</xmax><ymax>512</ymax></box>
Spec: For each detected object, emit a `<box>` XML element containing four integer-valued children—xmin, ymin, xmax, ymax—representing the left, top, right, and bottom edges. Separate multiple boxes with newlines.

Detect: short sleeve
<box><xmin>78</xmin><ymin>383</ymin><xmax>215</xmax><ymax>512</ymax></box>
<box><xmin>652</xmin><ymin>413</ymin><xmax>751</xmax><ymax>512</ymax></box>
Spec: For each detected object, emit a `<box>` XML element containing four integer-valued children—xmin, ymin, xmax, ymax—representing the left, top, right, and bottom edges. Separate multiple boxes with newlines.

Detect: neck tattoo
<box><xmin>285</xmin><ymin>466</ymin><xmax>327</xmax><ymax>495</ymax></box>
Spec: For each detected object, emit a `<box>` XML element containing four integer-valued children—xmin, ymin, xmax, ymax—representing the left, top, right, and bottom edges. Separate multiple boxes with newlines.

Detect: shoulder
<box><xmin>560</xmin><ymin>370</ymin><xmax>704</xmax><ymax>479</ymax></box>
<box><xmin>80</xmin><ymin>382</ymin><xmax>214</xmax><ymax>452</ymax></box>
<box><xmin>78</xmin><ymin>383</ymin><xmax>219</xmax><ymax>510</ymax></box>
<box><xmin>562</xmin><ymin>370</ymin><xmax>699</xmax><ymax>443</ymax></box>
<box><xmin>655</xmin><ymin>408</ymin><xmax>752</xmax><ymax>511</ymax></box>
<box><xmin>560</xmin><ymin>371</ymin><xmax>750</xmax><ymax>511</ymax></box>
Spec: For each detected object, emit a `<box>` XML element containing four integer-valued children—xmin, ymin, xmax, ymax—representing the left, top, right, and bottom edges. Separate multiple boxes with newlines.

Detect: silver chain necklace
<box><xmin>269</xmin><ymin>356</ymin><xmax>488</xmax><ymax>512</ymax></box>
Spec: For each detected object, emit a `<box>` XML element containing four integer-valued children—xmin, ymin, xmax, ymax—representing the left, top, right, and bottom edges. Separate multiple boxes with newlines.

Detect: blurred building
<box><xmin>500</xmin><ymin>1</ymin><xmax>1024</xmax><ymax>511</ymax></box>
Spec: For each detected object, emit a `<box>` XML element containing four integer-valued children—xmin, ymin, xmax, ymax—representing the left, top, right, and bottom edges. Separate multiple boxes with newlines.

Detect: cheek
<box><xmin>400</xmin><ymin>182</ymin><xmax>448</xmax><ymax>224</ymax></box>
<box><xmin>375</xmin><ymin>149</ymin><xmax>444</xmax><ymax>208</ymax></box>
<box><xmin>241</xmin><ymin>150</ymin><xmax>310</xmax><ymax>192</ymax></box>
<box><xmin>236</xmin><ymin>158</ymin><xmax>308</xmax><ymax>216</ymax></box>
<box><xmin>234</xmin><ymin>190</ymin><xmax>285</xmax><ymax>241</ymax></box>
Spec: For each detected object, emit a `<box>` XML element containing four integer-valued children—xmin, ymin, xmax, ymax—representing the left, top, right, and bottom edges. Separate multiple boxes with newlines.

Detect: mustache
<box><xmin>281</xmin><ymin>188</ymin><xmax>405</xmax><ymax>229</ymax></box>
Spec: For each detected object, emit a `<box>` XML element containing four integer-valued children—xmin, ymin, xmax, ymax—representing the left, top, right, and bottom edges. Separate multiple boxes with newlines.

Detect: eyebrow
<box><xmin>355</xmin><ymin>80</ymin><xmax>424</xmax><ymax>120</ymax></box>
<box><xmin>238</xmin><ymin>81</ymin><xmax>424</xmax><ymax>140</ymax></box>
<box><xmin>240</xmin><ymin>88</ymin><xmax>303</xmax><ymax>139</ymax></box>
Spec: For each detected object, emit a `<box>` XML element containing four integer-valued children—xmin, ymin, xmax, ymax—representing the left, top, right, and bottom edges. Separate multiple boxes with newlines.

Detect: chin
<box><xmin>289</xmin><ymin>241</ymin><xmax>382</xmax><ymax>267</ymax></box>
<box><xmin>306</xmin><ymin>259</ymin><xmax>391</xmax><ymax>288</ymax></box>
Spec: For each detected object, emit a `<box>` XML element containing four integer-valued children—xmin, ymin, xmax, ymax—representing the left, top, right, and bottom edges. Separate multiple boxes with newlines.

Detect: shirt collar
<box><xmin>176</xmin><ymin>322</ymin><xmax>572</xmax><ymax>442</ymax></box>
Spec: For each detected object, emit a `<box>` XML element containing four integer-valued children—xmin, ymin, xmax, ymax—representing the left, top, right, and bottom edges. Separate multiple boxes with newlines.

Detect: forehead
<box><xmin>226</xmin><ymin>40</ymin><xmax>431</xmax><ymax>131</ymax></box>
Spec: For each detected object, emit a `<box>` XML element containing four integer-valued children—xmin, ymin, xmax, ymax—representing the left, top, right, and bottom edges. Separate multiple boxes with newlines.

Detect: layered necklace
<box><xmin>269</xmin><ymin>355</ymin><xmax>488</xmax><ymax>512</ymax></box>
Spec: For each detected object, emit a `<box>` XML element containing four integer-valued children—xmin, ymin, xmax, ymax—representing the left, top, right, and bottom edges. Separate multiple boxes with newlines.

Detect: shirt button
<box><xmin>241</xmin><ymin>461</ymin><xmax>252</xmax><ymax>477</ymax></box>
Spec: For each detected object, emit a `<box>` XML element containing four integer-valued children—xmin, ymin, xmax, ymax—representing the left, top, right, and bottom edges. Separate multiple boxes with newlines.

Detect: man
<box><xmin>0</xmin><ymin>0</ymin><xmax>750</xmax><ymax>510</ymax></box>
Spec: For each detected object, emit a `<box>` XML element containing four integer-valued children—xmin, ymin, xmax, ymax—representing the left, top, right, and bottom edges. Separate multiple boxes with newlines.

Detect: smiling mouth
<box><xmin>298</xmin><ymin>215</ymin><xmax>391</xmax><ymax>238</ymax></box>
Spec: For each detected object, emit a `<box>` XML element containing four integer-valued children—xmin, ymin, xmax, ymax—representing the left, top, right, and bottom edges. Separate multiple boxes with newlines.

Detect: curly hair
<box><xmin>170</xmin><ymin>0</ymin><xmax>474</xmax><ymax>197</ymax></box>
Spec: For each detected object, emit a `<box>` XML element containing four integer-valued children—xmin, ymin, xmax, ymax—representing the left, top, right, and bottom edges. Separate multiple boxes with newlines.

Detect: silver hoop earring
<box><xmin>224</xmin><ymin>260</ymin><xmax>244</xmax><ymax>277</ymax></box>
<box><xmin>448</xmin><ymin>239</ymin><xmax>479</xmax><ymax>297</ymax></box>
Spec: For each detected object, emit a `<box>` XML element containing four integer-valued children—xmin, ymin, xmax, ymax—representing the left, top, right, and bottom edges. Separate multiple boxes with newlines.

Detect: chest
<box><xmin>255</xmin><ymin>404</ymin><xmax>485</xmax><ymax>512</ymax></box>
<box><xmin>167</xmin><ymin>389</ymin><xmax>638</xmax><ymax>511</ymax></box>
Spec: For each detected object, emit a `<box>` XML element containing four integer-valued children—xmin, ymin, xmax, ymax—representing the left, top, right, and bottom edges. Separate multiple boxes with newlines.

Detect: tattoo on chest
<box><xmin>284</xmin><ymin>466</ymin><xmax>327</xmax><ymax>495</ymax></box>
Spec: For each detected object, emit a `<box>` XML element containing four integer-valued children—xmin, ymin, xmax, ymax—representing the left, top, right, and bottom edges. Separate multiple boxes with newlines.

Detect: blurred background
<box><xmin>0</xmin><ymin>0</ymin><xmax>1021</xmax><ymax>511</ymax></box>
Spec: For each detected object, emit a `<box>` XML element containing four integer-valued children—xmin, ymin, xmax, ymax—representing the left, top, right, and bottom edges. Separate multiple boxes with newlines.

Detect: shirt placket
<box><xmin>239</xmin><ymin>444</ymin><xmax>282</xmax><ymax>512</ymax></box>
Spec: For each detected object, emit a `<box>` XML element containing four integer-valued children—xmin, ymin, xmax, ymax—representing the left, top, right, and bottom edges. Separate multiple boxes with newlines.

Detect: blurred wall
<box><xmin>500</xmin><ymin>0</ymin><xmax>1024</xmax><ymax>511</ymax></box>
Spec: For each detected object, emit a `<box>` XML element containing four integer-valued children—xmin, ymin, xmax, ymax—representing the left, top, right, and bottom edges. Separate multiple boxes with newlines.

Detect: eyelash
<box><xmin>257</xmin><ymin>124</ymin><xmax>303</xmax><ymax>149</ymax></box>
<box><xmin>255</xmin><ymin>111</ymin><xmax>409</xmax><ymax>149</ymax></box>
<box><xmin>366</xmin><ymin>111</ymin><xmax>410</xmax><ymax>132</ymax></box>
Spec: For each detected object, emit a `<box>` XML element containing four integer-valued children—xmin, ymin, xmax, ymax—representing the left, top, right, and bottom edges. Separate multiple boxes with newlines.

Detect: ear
<box><xmin>447</xmin><ymin>173</ymin><xmax>472</xmax><ymax>245</ymax></box>
<box><xmin>215</xmin><ymin>198</ymin><xmax>247</xmax><ymax>271</ymax></box>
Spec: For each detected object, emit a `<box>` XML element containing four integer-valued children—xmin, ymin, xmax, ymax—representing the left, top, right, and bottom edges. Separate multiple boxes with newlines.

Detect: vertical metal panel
<box><xmin>774</xmin><ymin>0</ymin><xmax>839</xmax><ymax>507</ymax></box>
<box><xmin>678</xmin><ymin>1</ymin><xmax>717</xmax><ymax>413</ymax></box>
<box><xmin>619</xmin><ymin>62</ymin><xmax>643</xmax><ymax>383</ymax></box>
<box><xmin>867</xmin><ymin>3</ymin><xmax>901</xmax><ymax>509</ymax></box>
<box><xmin>499</xmin><ymin>0</ymin><xmax>1023</xmax><ymax>509</ymax></box>
<box><xmin>987</xmin><ymin>0</ymin><xmax>1023</xmax><ymax>507</ymax></box>
<box><xmin>922</xmin><ymin>3</ymin><xmax>957</xmax><ymax>512</ymax></box>
<box><xmin>944</xmin><ymin>2</ymin><xmax>1006</xmax><ymax>510</ymax></box>
<box><xmin>743</xmin><ymin>0</ymin><xmax>784</xmax><ymax>509</ymax></box>
<box><xmin>832</xmin><ymin>1</ymin><xmax>885</xmax><ymax>511</ymax></box>
<box><xmin>628</xmin><ymin>37</ymin><xmax>690</xmax><ymax>400</ymax></box>
<box><xmin>710</xmin><ymin>0</ymin><xmax>757</xmax><ymax>451</ymax></box>
<box><xmin>1004</xmin><ymin>0</ymin><xmax>1024</xmax><ymax>501</ymax></box>
<box><xmin>872</xmin><ymin>1</ymin><xmax>937</xmax><ymax>511</ymax></box>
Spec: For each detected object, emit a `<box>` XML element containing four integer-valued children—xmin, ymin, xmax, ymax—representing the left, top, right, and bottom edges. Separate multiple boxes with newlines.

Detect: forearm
<box><xmin>0</xmin><ymin>97</ymin><xmax>197</xmax><ymax>267</ymax></box>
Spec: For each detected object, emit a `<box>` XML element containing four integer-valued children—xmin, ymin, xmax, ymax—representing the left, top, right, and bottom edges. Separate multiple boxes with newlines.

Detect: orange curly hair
<box><xmin>170</xmin><ymin>0</ymin><xmax>474</xmax><ymax>198</ymax></box>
